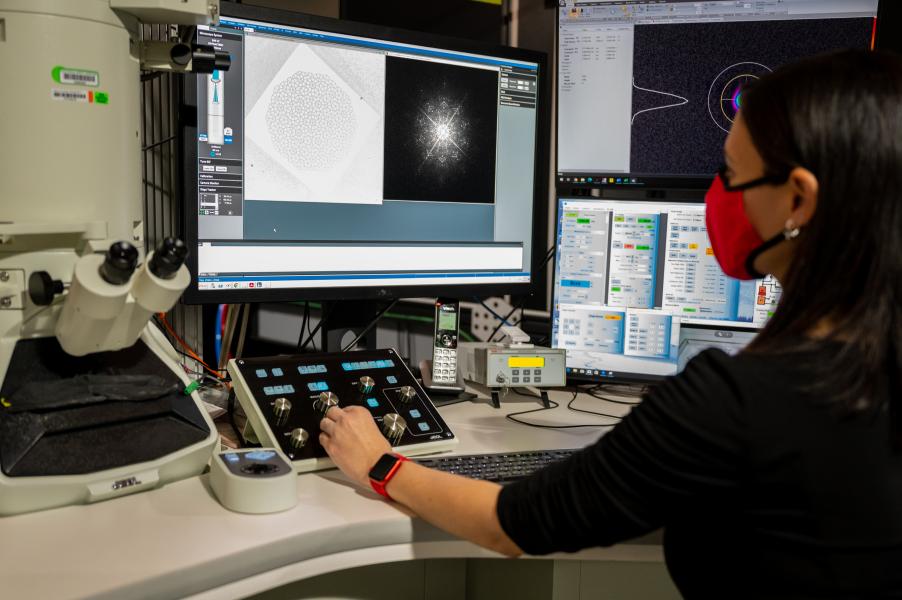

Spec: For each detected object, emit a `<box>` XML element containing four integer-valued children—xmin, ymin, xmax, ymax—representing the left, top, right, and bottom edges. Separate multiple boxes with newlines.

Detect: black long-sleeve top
<box><xmin>496</xmin><ymin>347</ymin><xmax>902</xmax><ymax>598</ymax></box>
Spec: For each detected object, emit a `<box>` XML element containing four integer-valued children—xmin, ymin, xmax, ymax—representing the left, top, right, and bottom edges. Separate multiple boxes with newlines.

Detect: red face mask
<box><xmin>704</xmin><ymin>169</ymin><xmax>789</xmax><ymax>280</ymax></box>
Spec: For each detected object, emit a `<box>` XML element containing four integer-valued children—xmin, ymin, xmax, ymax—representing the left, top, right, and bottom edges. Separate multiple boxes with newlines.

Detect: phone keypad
<box><xmin>433</xmin><ymin>348</ymin><xmax>457</xmax><ymax>384</ymax></box>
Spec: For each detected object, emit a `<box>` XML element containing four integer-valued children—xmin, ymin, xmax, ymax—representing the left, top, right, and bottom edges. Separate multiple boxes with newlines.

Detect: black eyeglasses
<box><xmin>717</xmin><ymin>164</ymin><xmax>790</xmax><ymax>192</ymax></box>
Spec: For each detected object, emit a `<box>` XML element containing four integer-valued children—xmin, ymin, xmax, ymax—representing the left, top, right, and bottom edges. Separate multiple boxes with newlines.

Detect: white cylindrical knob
<box><xmin>358</xmin><ymin>376</ymin><xmax>375</xmax><ymax>394</ymax></box>
<box><xmin>273</xmin><ymin>397</ymin><xmax>292</xmax><ymax>420</ymax></box>
<box><xmin>315</xmin><ymin>391</ymin><xmax>339</xmax><ymax>414</ymax></box>
<box><xmin>382</xmin><ymin>413</ymin><xmax>407</xmax><ymax>445</ymax></box>
<box><xmin>398</xmin><ymin>385</ymin><xmax>416</xmax><ymax>403</ymax></box>
<box><xmin>290</xmin><ymin>427</ymin><xmax>309</xmax><ymax>449</ymax></box>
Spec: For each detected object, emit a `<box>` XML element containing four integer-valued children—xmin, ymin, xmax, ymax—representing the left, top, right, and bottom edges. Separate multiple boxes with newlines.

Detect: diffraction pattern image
<box><xmin>383</xmin><ymin>57</ymin><xmax>499</xmax><ymax>204</ymax></box>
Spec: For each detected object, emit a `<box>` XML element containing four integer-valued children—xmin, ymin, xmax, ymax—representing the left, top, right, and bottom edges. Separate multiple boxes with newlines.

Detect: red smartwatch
<box><xmin>368</xmin><ymin>452</ymin><xmax>409</xmax><ymax>500</ymax></box>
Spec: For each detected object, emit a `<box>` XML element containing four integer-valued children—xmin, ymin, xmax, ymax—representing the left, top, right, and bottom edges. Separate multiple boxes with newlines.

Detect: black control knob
<box><xmin>27</xmin><ymin>271</ymin><xmax>64</xmax><ymax>306</ymax></box>
<box><xmin>99</xmin><ymin>241</ymin><xmax>139</xmax><ymax>285</ymax></box>
<box><xmin>441</xmin><ymin>334</ymin><xmax>453</xmax><ymax>347</ymax></box>
<box><xmin>315</xmin><ymin>391</ymin><xmax>339</xmax><ymax>414</ymax></box>
<box><xmin>149</xmin><ymin>237</ymin><xmax>188</xmax><ymax>280</ymax></box>
<box><xmin>398</xmin><ymin>386</ymin><xmax>416</xmax><ymax>403</ymax></box>
<box><xmin>290</xmin><ymin>427</ymin><xmax>309</xmax><ymax>449</ymax></box>
<box><xmin>273</xmin><ymin>397</ymin><xmax>292</xmax><ymax>420</ymax></box>
<box><xmin>358</xmin><ymin>376</ymin><xmax>375</xmax><ymax>394</ymax></box>
<box><xmin>382</xmin><ymin>413</ymin><xmax>407</xmax><ymax>445</ymax></box>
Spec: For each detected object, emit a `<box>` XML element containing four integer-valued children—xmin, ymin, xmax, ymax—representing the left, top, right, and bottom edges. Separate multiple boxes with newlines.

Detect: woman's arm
<box><xmin>319</xmin><ymin>405</ymin><xmax>523</xmax><ymax>557</ymax></box>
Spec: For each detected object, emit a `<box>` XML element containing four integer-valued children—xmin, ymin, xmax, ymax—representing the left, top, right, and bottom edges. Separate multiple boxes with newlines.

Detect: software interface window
<box><xmin>552</xmin><ymin>198</ymin><xmax>780</xmax><ymax>379</ymax></box>
<box><xmin>193</xmin><ymin>17</ymin><xmax>539</xmax><ymax>291</ymax></box>
<box><xmin>557</xmin><ymin>0</ymin><xmax>878</xmax><ymax>184</ymax></box>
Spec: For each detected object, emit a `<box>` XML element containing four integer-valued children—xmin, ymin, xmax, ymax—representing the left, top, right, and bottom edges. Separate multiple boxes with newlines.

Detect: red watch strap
<box><xmin>369</xmin><ymin>454</ymin><xmax>409</xmax><ymax>500</ymax></box>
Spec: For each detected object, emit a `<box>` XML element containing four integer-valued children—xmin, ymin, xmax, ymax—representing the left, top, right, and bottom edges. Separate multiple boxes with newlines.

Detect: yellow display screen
<box><xmin>508</xmin><ymin>356</ymin><xmax>545</xmax><ymax>368</ymax></box>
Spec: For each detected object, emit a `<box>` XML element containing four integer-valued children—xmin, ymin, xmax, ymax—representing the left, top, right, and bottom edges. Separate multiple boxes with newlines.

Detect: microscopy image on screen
<box><xmin>383</xmin><ymin>57</ymin><xmax>499</xmax><ymax>204</ymax></box>
<box><xmin>629</xmin><ymin>18</ymin><xmax>873</xmax><ymax>176</ymax></box>
<box><xmin>243</xmin><ymin>35</ymin><xmax>386</xmax><ymax>204</ymax></box>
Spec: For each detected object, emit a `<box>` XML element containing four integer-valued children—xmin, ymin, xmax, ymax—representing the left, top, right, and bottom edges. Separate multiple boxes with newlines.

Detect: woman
<box><xmin>319</xmin><ymin>49</ymin><xmax>902</xmax><ymax>598</ymax></box>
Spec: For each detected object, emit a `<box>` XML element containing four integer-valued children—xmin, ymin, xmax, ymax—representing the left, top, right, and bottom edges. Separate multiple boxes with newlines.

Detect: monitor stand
<box><xmin>321</xmin><ymin>300</ymin><xmax>390</xmax><ymax>352</ymax></box>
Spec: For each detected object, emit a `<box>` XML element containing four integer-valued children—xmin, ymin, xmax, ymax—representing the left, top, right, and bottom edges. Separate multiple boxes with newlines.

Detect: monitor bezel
<box><xmin>550</xmin><ymin>195</ymin><xmax>764</xmax><ymax>386</ymax></box>
<box><xmin>180</xmin><ymin>1</ymin><xmax>550</xmax><ymax>304</ymax></box>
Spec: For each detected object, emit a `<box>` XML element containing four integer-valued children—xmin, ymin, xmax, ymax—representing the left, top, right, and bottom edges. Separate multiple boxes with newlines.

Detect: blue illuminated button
<box><xmin>256</xmin><ymin>369</ymin><xmax>267</xmax><ymax>378</ymax></box>
<box><xmin>283</xmin><ymin>384</ymin><xmax>295</xmax><ymax>394</ymax></box>
<box><xmin>223</xmin><ymin>453</ymin><xmax>239</xmax><ymax>462</ymax></box>
<box><xmin>263</xmin><ymin>386</ymin><xmax>276</xmax><ymax>396</ymax></box>
<box><xmin>315</xmin><ymin>364</ymin><xmax>327</xmax><ymax>373</ymax></box>
<box><xmin>245</xmin><ymin>451</ymin><xmax>276</xmax><ymax>461</ymax></box>
<box><xmin>298</xmin><ymin>366</ymin><xmax>309</xmax><ymax>375</ymax></box>
<box><xmin>272</xmin><ymin>385</ymin><xmax>285</xmax><ymax>394</ymax></box>
<box><xmin>386</xmin><ymin>375</ymin><xmax>398</xmax><ymax>384</ymax></box>
<box><xmin>342</xmin><ymin>362</ymin><xmax>352</xmax><ymax>371</ymax></box>
<box><xmin>409</xmin><ymin>409</ymin><xmax>421</xmax><ymax>419</ymax></box>
<box><xmin>366</xmin><ymin>398</ymin><xmax>379</xmax><ymax>408</ymax></box>
<box><xmin>417</xmin><ymin>422</ymin><xmax>430</xmax><ymax>432</ymax></box>
<box><xmin>307</xmin><ymin>382</ymin><xmax>320</xmax><ymax>392</ymax></box>
<box><xmin>272</xmin><ymin>368</ymin><xmax>283</xmax><ymax>377</ymax></box>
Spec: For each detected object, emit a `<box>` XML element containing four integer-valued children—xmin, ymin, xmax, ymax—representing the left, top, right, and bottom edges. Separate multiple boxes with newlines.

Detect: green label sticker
<box><xmin>576</xmin><ymin>218</ymin><xmax>591</xmax><ymax>224</ymax></box>
<box><xmin>94</xmin><ymin>91</ymin><xmax>109</xmax><ymax>104</ymax></box>
<box><xmin>52</xmin><ymin>65</ymin><xmax>99</xmax><ymax>87</ymax></box>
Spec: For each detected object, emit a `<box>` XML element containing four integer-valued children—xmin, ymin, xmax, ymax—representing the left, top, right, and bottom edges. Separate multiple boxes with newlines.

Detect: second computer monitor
<box><xmin>556</xmin><ymin>0</ymin><xmax>879</xmax><ymax>188</ymax></box>
<box><xmin>552</xmin><ymin>197</ymin><xmax>781</xmax><ymax>383</ymax></box>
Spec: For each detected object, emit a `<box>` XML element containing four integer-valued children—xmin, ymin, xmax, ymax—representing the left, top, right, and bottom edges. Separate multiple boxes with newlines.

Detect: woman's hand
<box><xmin>320</xmin><ymin>406</ymin><xmax>392</xmax><ymax>488</ymax></box>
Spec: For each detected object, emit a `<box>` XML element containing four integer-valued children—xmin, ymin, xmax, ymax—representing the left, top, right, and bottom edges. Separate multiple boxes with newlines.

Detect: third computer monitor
<box><xmin>552</xmin><ymin>197</ymin><xmax>781</xmax><ymax>382</ymax></box>
<box><xmin>556</xmin><ymin>0</ymin><xmax>880</xmax><ymax>189</ymax></box>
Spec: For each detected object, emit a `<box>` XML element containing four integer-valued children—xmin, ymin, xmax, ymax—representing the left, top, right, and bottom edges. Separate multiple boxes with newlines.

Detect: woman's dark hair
<box><xmin>741</xmin><ymin>49</ymin><xmax>902</xmax><ymax>445</ymax></box>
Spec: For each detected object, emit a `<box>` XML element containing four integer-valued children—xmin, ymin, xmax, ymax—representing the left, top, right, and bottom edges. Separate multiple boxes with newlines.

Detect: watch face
<box><xmin>369</xmin><ymin>453</ymin><xmax>400</xmax><ymax>481</ymax></box>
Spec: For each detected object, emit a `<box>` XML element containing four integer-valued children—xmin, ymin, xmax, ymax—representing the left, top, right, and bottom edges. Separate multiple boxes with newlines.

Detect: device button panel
<box><xmin>231</xmin><ymin>349</ymin><xmax>455</xmax><ymax>465</ymax></box>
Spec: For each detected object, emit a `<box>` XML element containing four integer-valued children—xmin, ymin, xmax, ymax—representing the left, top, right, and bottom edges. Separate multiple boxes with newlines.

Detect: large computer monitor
<box><xmin>556</xmin><ymin>0</ymin><xmax>880</xmax><ymax>189</ymax></box>
<box><xmin>551</xmin><ymin>197</ymin><xmax>782</xmax><ymax>383</ymax></box>
<box><xmin>181</xmin><ymin>3</ymin><xmax>548</xmax><ymax>303</ymax></box>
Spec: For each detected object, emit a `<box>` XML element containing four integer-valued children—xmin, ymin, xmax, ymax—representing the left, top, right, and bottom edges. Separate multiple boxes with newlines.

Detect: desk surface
<box><xmin>0</xmin><ymin>389</ymin><xmax>657</xmax><ymax>600</ymax></box>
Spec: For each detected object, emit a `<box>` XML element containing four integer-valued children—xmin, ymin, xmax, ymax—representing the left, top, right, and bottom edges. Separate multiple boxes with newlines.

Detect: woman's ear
<box><xmin>787</xmin><ymin>166</ymin><xmax>819</xmax><ymax>227</ymax></box>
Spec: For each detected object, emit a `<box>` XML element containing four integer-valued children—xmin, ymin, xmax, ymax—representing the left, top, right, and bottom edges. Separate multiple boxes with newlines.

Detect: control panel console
<box><xmin>228</xmin><ymin>349</ymin><xmax>457</xmax><ymax>472</ymax></box>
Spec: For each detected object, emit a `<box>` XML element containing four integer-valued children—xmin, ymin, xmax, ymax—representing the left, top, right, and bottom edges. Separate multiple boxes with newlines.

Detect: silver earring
<box><xmin>783</xmin><ymin>219</ymin><xmax>800</xmax><ymax>240</ymax></box>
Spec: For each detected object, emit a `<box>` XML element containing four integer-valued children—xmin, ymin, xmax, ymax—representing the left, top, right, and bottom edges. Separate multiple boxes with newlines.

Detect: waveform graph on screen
<box><xmin>628</xmin><ymin>18</ymin><xmax>875</xmax><ymax>176</ymax></box>
<box><xmin>707</xmin><ymin>62</ymin><xmax>772</xmax><ymax>133</ymax></box>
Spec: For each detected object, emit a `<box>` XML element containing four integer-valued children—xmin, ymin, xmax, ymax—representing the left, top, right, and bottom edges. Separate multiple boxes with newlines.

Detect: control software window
<box><xmin>193</xmin><ymin>17</ymin><xmax>540</xmax><ymax>290</ymax></box>
<box><xmin>557</xmin><ymin>0</ymin><xmax>878</xmax><ymax>180</ymax></box>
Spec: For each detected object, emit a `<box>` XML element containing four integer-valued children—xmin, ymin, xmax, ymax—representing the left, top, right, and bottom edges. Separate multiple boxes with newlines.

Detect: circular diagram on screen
<box><xmin>707</xmin><ymin>62</ymin><xmax>772</xmax><ymax>133</ymax></box>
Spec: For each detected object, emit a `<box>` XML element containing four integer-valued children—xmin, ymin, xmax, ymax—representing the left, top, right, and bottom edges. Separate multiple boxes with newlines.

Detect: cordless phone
<box><xmin>431</xmin><ymin>298</ymin><xmax>461</xmax><ymax>389</ymax></box>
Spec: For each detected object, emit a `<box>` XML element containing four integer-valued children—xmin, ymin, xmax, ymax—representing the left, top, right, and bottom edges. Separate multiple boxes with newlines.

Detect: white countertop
<box><xmin>0</xmin><ymin>389</ymin><xmax>659</xmax><ymax>600</ymax></box>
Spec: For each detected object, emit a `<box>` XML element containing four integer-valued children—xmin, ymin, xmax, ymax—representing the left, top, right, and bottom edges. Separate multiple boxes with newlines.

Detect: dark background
<box><xmin>383</xmin><ymin>56</ymin><xmax>499</xmax><ymax>204</ymax></box>
<box><xmin>629</xmin><ymin>17</ymin><xmax>875</xmax><ymax>177</ymax></box>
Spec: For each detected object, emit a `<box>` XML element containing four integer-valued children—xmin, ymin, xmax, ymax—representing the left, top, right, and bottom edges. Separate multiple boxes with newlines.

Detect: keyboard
<box><xmin>415</xmin><ymin>449</ymin><xmax>577</xmax><ymax>484</ymax></box>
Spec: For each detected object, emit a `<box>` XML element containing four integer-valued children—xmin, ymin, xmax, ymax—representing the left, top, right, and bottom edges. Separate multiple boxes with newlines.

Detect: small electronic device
<box><xmin>228</xmin><ymin>349</ymin><xmax>457</xmax><ymax>472</ymax></box>
<box><xmin>429</xmin><ymin>299</ymin><xmax>464</xmax><ymax>392</ymax></box>
<box><xmin>459</xmin><ymin>342</ymin><xmax>567</xmax><ymax>408</ymax></box>
<box><xmin>209</xmin><ymin>448</ymin><xmax>297</xmax><ymax>514</ymax></box>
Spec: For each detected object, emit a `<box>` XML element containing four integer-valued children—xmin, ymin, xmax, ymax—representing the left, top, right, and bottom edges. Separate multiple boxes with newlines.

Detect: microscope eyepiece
<box><xmin>99</xmin><ymin>241</ymin><xmax>139</xmax><ymax>285</ymax></box>
<box><xmin>149</xmin><ymin>237</ymin><xmax>189</xmax><ymax>280</ymax></box>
